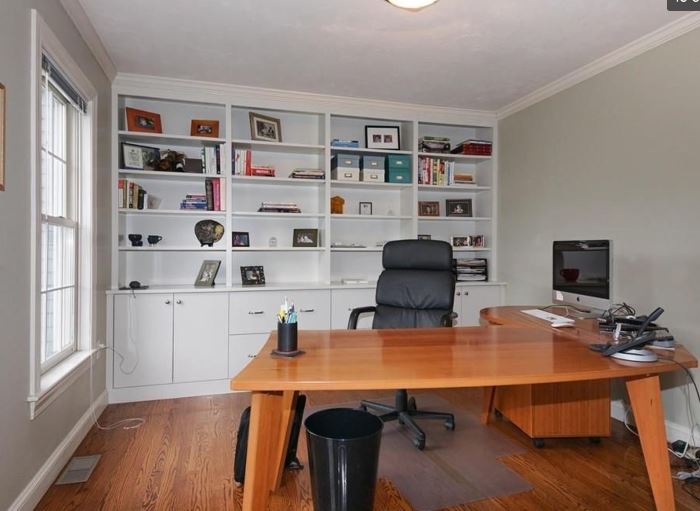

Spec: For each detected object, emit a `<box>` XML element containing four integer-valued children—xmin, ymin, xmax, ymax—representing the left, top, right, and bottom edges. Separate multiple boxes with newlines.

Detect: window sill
<box><xmin>28</xmin><ymin>349</ymin><xmax>96</xmax><ymax>419</ymax></box>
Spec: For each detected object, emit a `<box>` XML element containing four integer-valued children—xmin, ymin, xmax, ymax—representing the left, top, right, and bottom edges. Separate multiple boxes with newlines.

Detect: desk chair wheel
<box><xmin>588</xmin><ymin>437</ymin><xmax>601</xmax><ymax>445</ymax></box>
<box><xmin>413</xmin><ymin>435</ymin><xmax>426</xmax><ymax>450</ymax></box>
<box><xmin>533</xmin><ymin>438</ymin><xmax>545</xmax><ymax>449</ymax></box>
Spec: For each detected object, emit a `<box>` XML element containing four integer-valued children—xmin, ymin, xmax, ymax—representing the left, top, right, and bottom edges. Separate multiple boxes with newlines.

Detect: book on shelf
<box><xmin>179</xmin><ymin>179</ymin><xmax>223</xmax><ymax>211</ymax></box>
<box><xmin>418</xmin><ymin>156</ymin><xmax>457</xmax><ymax>186</ymax></box>
<box><xmin>250</xmin><ymin>165</ymin><xmax>276</xmax><ymax>177</ymax></box>
<box><xmin>451</xmin><ymin>139</ymin><xmax>492</xmax><ymax>156</ymax></box>
<box><xmin>232</xmin><ymin>148</ymin><xmax>253</xmax><ymax>176</ymax></box>
<box><xmin>258</xmin><ymin>201</ymin><xmax>301</xmax><ymax>213</ymax></box>
<box><xmin>290</xmin><ymin>168</ymin><xmax>325</xmax><ymax>179</ymax></box>
<box><xmin>331</xmin><ymin>139</ymin><xmax>360</xmax><ymax>148</ymax></box>
<box><xmin>118</xmin><ymin>178</ymin><xmax>149</xmax><ymax>209</ymax></box>
<box><xmin>200</xmin><ymin>146</ymin><xmax>221</xmax><ymax>174</ymax></box>
<box><xmin>418</xmin><ymin>136</ymin><xmax>451</xmax><ymax>153</ymax></box>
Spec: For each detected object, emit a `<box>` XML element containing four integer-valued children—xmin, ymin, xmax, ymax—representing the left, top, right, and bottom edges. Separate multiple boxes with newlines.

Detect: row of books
<box><xmin>455</xmin><ymin>258</ymin><xmax>488</xmax><ymax>282</ymax></box>
<box><xmin>180</xmin><ymin>178</ymin><xmax>225</xmax><ymax>211</ymax></box>
<box><xmin>419</xmin><ymin>157</ymin><xmax>474</xmax><ymax>186</ymax></box>
<box><xmin>257</xmin><ymin>202</ymin><xmax>301</xmax><ymax>213</ymax></box>
<box><xmin>118</xmin><ymin>179</ymin><xmax>148</xmax><ymax>209</ymax></box>
<box><xmin>201</xmin><ymin>146</ymin><xmax>222</xmax><ymax>174</ymax></box>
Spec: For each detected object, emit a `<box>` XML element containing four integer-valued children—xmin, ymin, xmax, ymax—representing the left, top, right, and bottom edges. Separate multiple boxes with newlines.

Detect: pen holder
<box><xmin>273</xmin><ymin>322</ymin><xmax>304</xmax><ymax>357</ymax></box>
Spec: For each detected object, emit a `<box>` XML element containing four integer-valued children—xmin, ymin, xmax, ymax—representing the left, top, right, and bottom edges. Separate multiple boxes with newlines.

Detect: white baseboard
<box><xmin>611</xmin><ymin>399</ymin><xmax>693</xmax><ymax>444</ymax></box>
<box><xmin>8</xmin><ymin>390</ymin><xmax>108</xmax><ymax>511</ymax></box>
<box><xmin>108</xmin><ymin>379</ymin><xmax>234</xmax><ymax>404</ymax></box>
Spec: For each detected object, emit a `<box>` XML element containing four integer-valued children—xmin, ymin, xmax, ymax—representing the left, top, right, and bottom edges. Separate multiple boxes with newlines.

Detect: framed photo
<box><xmin>125</xmin><ymin>107</ymin><xmax>162</xmax><ymax>133</ymax></box>
<box><xmin>232</xmin><ymin>231</ymin><xmax>250</xmax><ymax>247</ymax></box>
<box><xmin>0</xmin><ymin>82</ymin><xmax>4</xmax><ymax>191</ymax></box>
<box><xmin>451</xmin><ymin>236</ymin><xmax>473</xmax><ymax>247</ymax></box>
<box><xmin>417</xmin><ymin>234</ymin><xmax>432</xmax><ymax>240</ymax></box>
<box><xmin>121</xmin><ymin>142</ymin><xmax>160</xmax><ymax>170</ymax></box>
<box><xmin>190</xmin><ymin>119</ymin><xmax>220</xmax><ymax>138</ymax></box>
<box><xmin>446</xmin><ymin>199</ymin><xmax>473</xmax><ymax>217</ymax></box>
<box><xmin>473</xmin><ymin>235</ymin><xmax>485</xmax><ymax>248</ymax></box>
<box><xmin>194</xmin><ymin>260</ymin><xmax>221</xmax><ymax>287</ymax></box>
<box><xmin>359</xmin><ymin>202</ymin><xmax>373</xmax><ymax>215</ymax></box>
<box><xmin>241</xmin><ymin>265</ymin><xmax>266</xmax><ymax>286</ymax></box>
<box><xmin>365</xmin><ymin>125</ymin><xmax>400</xmax><ymax>150</ymax></box>
<box><xmin>249</xmin><ymin>112</ymin><xmax>281</xmax><ymax>142</ymax></box>
<box><xmin>293</xmin><ymin>228</ymin><xmax>319</xmax><ymax>247</ymax></box>
<box><xmin>418</xmin><ymin>201</ymin><xmax>440</xmax><ymax>217</ymax></box>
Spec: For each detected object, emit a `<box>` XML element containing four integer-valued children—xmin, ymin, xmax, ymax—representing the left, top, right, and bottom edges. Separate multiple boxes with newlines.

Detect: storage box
<box><xmin>451</xmin><ymin>140</ymin><xmax>492</xmax><ymax>156</ymax></box>
<box><xmin>386</xmin><ymin>155</ymin><xmax>411</xmax><ymax>184</ymax></box>
<box><xmin>361</xmin><ymin>155</ymin><xmax>385</xmax><ymax>181</ymax></box>
<box><xmin>362</xmin><ymin>168</ymin><xmax>385</xmax><ymax>182</ymax></box>
<box><xmin>331</xmin><ymin>154</ymin><xmax>360</xmax><ymax>181</ymax></box>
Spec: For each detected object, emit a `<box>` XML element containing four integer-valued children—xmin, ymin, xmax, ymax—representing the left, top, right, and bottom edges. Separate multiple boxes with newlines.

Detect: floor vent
<box><xmin>55</xmin><ymin>455</ymin><xmax>101</xmax><ymax>485</ymax></box>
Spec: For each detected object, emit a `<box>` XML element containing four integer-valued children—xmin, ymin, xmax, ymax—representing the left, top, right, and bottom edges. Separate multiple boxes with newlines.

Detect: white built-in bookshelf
<box><xmin>111</xmin><ymin>89</ymin><xmax>497</xmax><ymax>291</ymax></box>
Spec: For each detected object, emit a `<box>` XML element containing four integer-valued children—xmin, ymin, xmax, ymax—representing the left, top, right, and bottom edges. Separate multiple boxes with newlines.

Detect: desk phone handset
<box><xmin>590</xmin><ymin>307</ymin><xmax>669</xmax><ymax>362</ymax></box>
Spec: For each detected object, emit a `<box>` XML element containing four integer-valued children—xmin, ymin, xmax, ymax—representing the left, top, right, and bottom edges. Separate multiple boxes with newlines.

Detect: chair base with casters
<box><xmin>359</xmin><ymin>389</ymin><xmax>455</xmax><ymax>450</ymax></box>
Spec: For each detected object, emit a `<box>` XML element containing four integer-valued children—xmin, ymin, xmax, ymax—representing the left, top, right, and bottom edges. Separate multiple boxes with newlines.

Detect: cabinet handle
<box><xmin>248</xmin><ymin>311</ymin><xmax>265</xmax><ymax>315</ymax></box>
<box><xmin>176</xmin><ymin>299</ymin><xmax>183</xmax><ymax>305</ymax></box>
<box><xmin>464</xmin><ymin>291</ymin><xmax>469</xmax><ymax>296</ymax></box>
<box><xmin>300</xmin><ymin>309</ymin><xmax>315</xmax><ymax>313</ymax></box>
<box><xmin>456</xmin><ymin>292</ymin><xmax>461</xmax><ymax>296</ymax></box>
<box><xmin>165</xmin><ymin>299</ymin><xmax>171</xmax><ymax>305</ymax></box>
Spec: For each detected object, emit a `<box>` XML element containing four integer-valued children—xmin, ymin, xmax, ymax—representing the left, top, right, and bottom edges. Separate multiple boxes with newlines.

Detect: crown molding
<box><xmin>60</xmin><ymin>0</ymin><xmax>117</xmax><ymax>81</ymax></box>
<box><xmin>497</xmin><ymin>13</ymin><xmax>700</xmax><ymax>120</ymax></box>
<box><xmin>114</xmin><ymin>72</ymin><xmax>497</xmax><ymax>126</ymax></box>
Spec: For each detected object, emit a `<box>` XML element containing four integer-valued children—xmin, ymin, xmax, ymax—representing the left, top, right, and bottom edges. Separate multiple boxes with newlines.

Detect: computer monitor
<box><xmin>552</xmin><ymin>240</ymin><xmax>611</xmax><ymax>312</ymax></box>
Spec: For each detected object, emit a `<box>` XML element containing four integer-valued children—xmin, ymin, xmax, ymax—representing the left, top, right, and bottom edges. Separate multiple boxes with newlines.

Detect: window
<box><xmin>39</xmin><ymin>56</ymin><xmax>86</xmax><ymax>371</ymax></box>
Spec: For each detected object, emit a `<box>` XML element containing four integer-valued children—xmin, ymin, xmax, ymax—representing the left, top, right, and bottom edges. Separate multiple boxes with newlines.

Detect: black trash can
<box><xmin>305</xmin><ymin>408</ymin><xmax>383</xmax><ymax>511</ymax></box>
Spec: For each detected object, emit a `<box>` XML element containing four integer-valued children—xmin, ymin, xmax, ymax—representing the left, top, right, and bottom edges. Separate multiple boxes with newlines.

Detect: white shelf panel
<box><xmin>118</xmin><ymin>246</ymin><xmax>226</xmax><ymax>252</ymax></box>
<box><xmin>118</xmin><ymin>169</ymin><xmax>222</xmax><ymax>181</ymax></box>
<box><xmin>331</xmin><ymin>247</ymin><xmax>383</xmax><ymax>252</ymax></box>
<box><xmin>418</xmin><ymin>152</ymin><xmax>491</xmax><ymax>163</ymax></box>
<box><xmin>452</xmin><ymin>247</ymin><xmax>491</xmax><ymax>252</ymax></box>
<box><xmin>231</xmin><ymin>175</ymin><xmax>325</xmax><ymax>186</ymax></box>
<box><xmin>418</xmin><ymin>184</ymin><xmax>491</xmax><ymax>192</ymax></box>
<box><xmin>232</xmin><ymin>139</ymin><xmax>324</xmax><ymax>154</ymax></box>
<box><xmin>227</xmin><ymin>281</ymin><xmax>331</xmax><ymax>292</ymax></box>
<box><xmin>119</xmin><ymin>130</ymin><xmax>225</xmax><ymax>146</ymax></box>
<box><xmin>331</xmin><ymin>214</ymin><xmax>411</xmax><ymax>220</ymax></box>
<box><xmin>232</xmin><ymin>247</ymin><xmax>325</xmax><ymax>252</ymax></box>
<box><xmin>118</xmin><ymin>208</ymin><xmax>225</xmax><ymax>216</ymax></box>
<box><xmin>418</xmin><ymin>216</ymin><xmax>492</xmax><ymax>222</ymax></box>
<box><xmin>330</xmin><ymin>146</ymin><xmax>412</xmax><ymax>155</ymax></box>
<box><xmin>231</xmin><ymin>211</ymin><xmax>325</xmax><ymax>219</ymax></box>
<box><xmin>330</xmin><ymin>180</ymin><xmax>412</xmax><ymax>191</ymax></box>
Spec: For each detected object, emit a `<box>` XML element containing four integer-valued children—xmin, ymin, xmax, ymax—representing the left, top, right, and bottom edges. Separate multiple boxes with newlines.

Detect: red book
<box><xmin>245</xmin><ymin>149</ymin><xmax>252</xmax><ymax>176</ymax></box>
<box><xmin>213</xmin><ymin>178</ymin><xmax>221</xmax><ymax>211</ymax></box>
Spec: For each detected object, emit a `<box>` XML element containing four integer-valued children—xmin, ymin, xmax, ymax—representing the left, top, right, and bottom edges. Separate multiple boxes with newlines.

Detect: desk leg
<box><xmin>481</xmin><ymin>387</ymin><xmax>496</xmax><ymax>425</ymax></box>
<box><xmin>242</xmin><ymin>390</ymin><xmax>298</xmax><ymax>511</ymax></box>
<box><xmin>626</xmin><ymin>375</ymin><xmax>675</xmax><ymax>511</ymax></box>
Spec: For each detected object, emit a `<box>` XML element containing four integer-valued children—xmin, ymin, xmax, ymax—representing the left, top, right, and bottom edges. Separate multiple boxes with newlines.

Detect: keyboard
<box><xmin>521</xmin><ymin>309</ymin><xmax>575</xmax><ymax>324</ymax></box>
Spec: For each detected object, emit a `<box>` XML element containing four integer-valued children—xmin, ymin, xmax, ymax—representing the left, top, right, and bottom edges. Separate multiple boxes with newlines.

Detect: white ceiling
<box><xmin>78</xmin><ymin>0</ymin><xmax>683</xmax><ymax>111</ymax></box>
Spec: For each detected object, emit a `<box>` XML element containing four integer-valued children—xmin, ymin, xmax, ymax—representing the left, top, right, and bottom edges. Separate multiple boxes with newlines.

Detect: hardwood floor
<box><xmin>37</xmin><ymin>389</ymin><xmax>700</xmax><ymax>510</ymax></box>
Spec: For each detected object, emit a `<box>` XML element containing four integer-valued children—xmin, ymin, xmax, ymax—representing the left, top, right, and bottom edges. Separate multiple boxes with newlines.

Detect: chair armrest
<box><xmin>441</xmin><ymin>311</ymin><xmax>458</xmax><ymax>328</ymax></box>
<box><xmin>347</xmin><ymin>306</ymin><xmax>377</xmax><ymax>330</ymax></box>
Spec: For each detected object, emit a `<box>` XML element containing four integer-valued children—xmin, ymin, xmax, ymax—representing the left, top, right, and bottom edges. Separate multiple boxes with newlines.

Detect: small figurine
<box><xmin>331</xmin><ymin>195</ymin><xmax>345</xmax><ymax>215</ymax></box>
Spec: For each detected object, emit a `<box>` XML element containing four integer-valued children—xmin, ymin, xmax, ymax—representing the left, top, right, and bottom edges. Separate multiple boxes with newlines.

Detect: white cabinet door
<box><xmin>113</xmin><ymin>293</ymin><xmax>173</xmax><ymax>388</ymax></box>
<box><xmin>173</xmin><ymin>293</ymin><xmax>228</xmax><ymax>383</ymax></box>
<box><xmin>331</xmin><ymin>288</ymin><xmax>376</xmax><ymax>329</ymax></box>
<box><xmin>459</xmin><ymin>286</ymin><xmax>503</xmax><ymax>326</ymax></box>
<box><xmin>229</xmin><ymin>333</ymin><xmax>269</xmax><ymax>378</ymax></box>
<box><xmin>229</xmin><ymin>290</ymin><xmax>330</xmax><ymax>334</ymax></box>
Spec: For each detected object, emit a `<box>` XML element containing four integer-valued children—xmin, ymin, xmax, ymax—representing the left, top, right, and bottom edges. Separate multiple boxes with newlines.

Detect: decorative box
<box><xmin>451</xmin><ymin>139</ymin><xmax>493</xmax><ymax>156</ymax></box>
<box><xmin>361</xmin><ymin>156</ymin><xmax>385</xmax><ymax>182</ymax></box>
<box><xmin>331</xmin><ymin>154</ymin><xmax>360</xmax><ymax>181</ymax></box>
<box><xmin>386</xmin><ymin>155</ymin><xmax>411</xmax><ymax>184</ymax></box>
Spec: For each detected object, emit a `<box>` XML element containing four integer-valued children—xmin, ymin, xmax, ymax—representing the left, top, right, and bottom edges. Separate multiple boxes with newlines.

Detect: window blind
<box><xmin>41</xmin><ymin>54</ymin><xmax>87</xmax><ymax>113</ymax></box>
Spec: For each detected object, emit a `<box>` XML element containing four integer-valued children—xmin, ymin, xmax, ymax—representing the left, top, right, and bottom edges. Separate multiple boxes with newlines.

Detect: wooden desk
<box><xmin>480</xmin><ymin>306</ymin><xmax>617</xmax><ymax>444</ymax></box>
<box><xmin>231</xmin><ymin>325</ymin><xmax>696</xmax><ymax>511</ymax></box>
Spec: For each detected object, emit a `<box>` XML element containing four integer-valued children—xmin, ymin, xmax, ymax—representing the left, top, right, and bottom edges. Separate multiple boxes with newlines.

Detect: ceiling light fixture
<box><xmin>386</xmin><ymin>0</ymin><xmax>439</xmax><ymax>11</ymax></box>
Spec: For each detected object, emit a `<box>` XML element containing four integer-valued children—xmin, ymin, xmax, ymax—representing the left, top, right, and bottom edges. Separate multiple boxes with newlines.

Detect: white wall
<box><xmin>498</xmin><ymin>27</ymin><xmax>700</xmax><ymax>427</ymax></box>
<box><xmin>0</xmin><ymin>2</ymin><xmax>111</xmax><ymax>508</ymax></box>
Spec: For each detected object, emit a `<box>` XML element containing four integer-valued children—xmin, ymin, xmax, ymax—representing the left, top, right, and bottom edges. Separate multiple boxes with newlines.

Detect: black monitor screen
<box><xmin>553</xmin><ymin>240</ymin><xmax>610</xmax><ymax>299</ymax></box>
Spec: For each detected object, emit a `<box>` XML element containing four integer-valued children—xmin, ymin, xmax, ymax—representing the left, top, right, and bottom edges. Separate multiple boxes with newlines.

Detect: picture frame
<box><xmin>293</xmin><ymin>228</ymin><xmax>319</xmax><ymax>247</ymax></box>
<box><xmin>473</xmin><ymin>235</ymin><xmax>485</xmax><ymax>248</ymax></box>
<box><xmin>194</xmin><ymin>260</ymin><xmax>221</xmax><ymax>287</ymax></box>
<box><xmin>359</xmin><ymin>202</ymin><xmax>373</xmax><ymax>215</ymax></box>
<box><xmin>418</xmin><ymin>201</ymin><xmax>440</xmax><ymax>217</ymax></box>
<box><xmin>190</xmin><ymin>119</ymin><xmax>220</xmax><ymax>138</ymax></box>
<box><xmin>240</xmin><ymin>265</ymin><xmax>266</xmax><ymax>286</ymax></box>
<box><xmin>232</xmin><ymin>231</ymin><xmax>250</xmax><ymax>247</ymax></box>
<box><xmin>417</xmin><ymin>234</ymin><xmax>432</xmax><ymax>240</ymax></box>
<box><xmin>121</xmin><ymin>142</ymin><xmax>160</xmax><ymax>170</ymax></box>
<box><xmin>249</xmin><ymin>112</ymin><xmax>282</xmax><ymax>142</ymax></box>
<box><xmin>446</xmin><ymin>199</ymin><xmax>473</xmax><ymax>217</ymax></box>
<box><xmin>365</xmin><ymin>125</ymin><xmax>400</xmax><ymax>150</ymax></box>
<box><xmin>0</xmin><ymin>82</ymin><xmax>4</xmax><ymax>191</ymax></box>
<box><xmin>451</xmin><ymin>236</ymin><xmax>473</xmax><ymax>247</ymax></box>
<box><xmin>125</xmin><ymin>107</ymin><xmax>162</xmax><ymax>133</ymax></box>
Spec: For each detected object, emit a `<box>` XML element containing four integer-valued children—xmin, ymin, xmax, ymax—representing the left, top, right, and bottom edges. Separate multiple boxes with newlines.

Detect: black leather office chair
<box><xmin>347</xmin><ymin>239</ymin><xmax>456</xmax><ymax>450</ymax></box>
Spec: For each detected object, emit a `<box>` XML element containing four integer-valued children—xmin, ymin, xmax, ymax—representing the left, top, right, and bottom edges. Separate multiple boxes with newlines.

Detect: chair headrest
<box><xmin>382</xmin><ymin>240</ymin><xmax>454</xmax><ymax>271</ymax></box>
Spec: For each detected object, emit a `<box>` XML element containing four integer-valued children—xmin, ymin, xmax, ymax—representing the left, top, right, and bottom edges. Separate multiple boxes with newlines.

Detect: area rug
<box><xmin>307</xmin><ymin>394</ymin><xmax>532</xmax><ymax>511</ymax></box>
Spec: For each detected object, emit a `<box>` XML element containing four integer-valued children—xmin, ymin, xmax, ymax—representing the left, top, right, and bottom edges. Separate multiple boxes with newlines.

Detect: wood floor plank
<box><xmin>36</xmin><ymin>390</ymin><xmax>700</xmax><ymax>511</ymax></box>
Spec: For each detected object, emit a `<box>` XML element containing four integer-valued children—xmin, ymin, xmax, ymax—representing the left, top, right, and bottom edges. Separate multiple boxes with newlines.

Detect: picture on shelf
<box><xmin>417</xmin><ymin>234</ymin><xmax>432</xmax><ymax>240</ymax></box>
<box><xmin>121</xmin><ymin>142</ymin><xmax>160</xmax><ymax>170</ymax></box>
<box><xmin>194</xmin><ymin>260</ymin><xmax>221</xmax><ymax>287</ymax></box>
<box><xmin>365</xmin><ymin>125</ymin><xmax>400</xmax><ymax>150</ymax></box>
<box><xmin>418</xmin><ymin>201</ymin><xmax>440</xmax><ymax>217</ymax></box>
<box><xmin>125</xmin><ymin>107</ymin><xmax>162</xmax><ymax>133</ymax></box>
<box><xmin>451</xmin><ymin>236</ymin><xmax>473</xmax><ymax>247</ymax></box>
<box><xmin>359</xmin><ymin>202</ymin><xmax>373</xmax><ymax>215</ymax></box>
<box><xmin>190</xmin><ymin>119</ymin><xmax>220</xmax><ymax>138</ymax></box>
<box><xmin>232</xmin><ymin>231</ymin><xmax>250</xmax><ymax>247</ymax></box>
<box><xmin>241</xmin><ymin>265</ymin><xmax>266</xmax><ymax>286</ymax></box>
<box><xmin>249</xmin><ymin>112</ymin><xmax>282</xmax><ymax>142</ymax></box>
<box><xmin>293</xmin><ymin>229</ymin><xmax>319</xmax><ymax>247</ymax></box>
<box><xmin>474</xmin><ymin>235</ymin><xmax>485</xmax><ymax>247</ymax></box>
<box><xmin>446</xmin><ymin>199</ymin><xmax>473</xmax><ymax>217</ymax></box>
